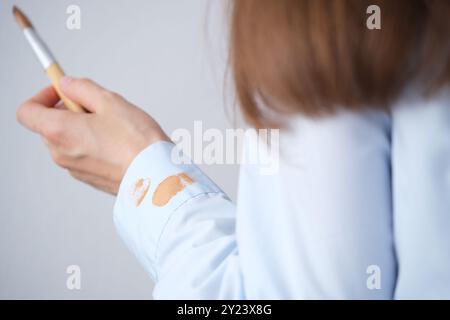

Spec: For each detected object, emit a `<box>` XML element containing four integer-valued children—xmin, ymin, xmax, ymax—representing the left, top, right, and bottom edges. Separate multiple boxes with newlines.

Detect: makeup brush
<box><xmin>12</xmin><ymin>6</ymin><xmax>84</xmax><ymax>112</ymax></box>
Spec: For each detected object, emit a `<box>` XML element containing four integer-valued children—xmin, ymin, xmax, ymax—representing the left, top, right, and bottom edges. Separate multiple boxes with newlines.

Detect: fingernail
<box><xmin>60</xmin><ymin>76</ymin><xmax>74</xmax><ymax>88</ymax></box>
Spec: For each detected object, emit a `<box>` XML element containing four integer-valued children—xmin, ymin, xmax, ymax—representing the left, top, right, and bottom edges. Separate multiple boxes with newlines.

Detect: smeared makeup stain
<box><xmin>152</xmin><ymin>173</ymin><xmax>194</xmax><ymax>207</ymax></box>
<box><xmin>131</xmin><ymin>178</ymin><xmax>151</xmax><ymax>207</ymax></box>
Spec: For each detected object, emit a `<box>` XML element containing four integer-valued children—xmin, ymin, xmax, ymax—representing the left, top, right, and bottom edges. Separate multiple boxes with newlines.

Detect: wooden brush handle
<box><xmin>46</xmin><ymin>63</ymin><xmax>84</xmax><ymax>112</ymax></box>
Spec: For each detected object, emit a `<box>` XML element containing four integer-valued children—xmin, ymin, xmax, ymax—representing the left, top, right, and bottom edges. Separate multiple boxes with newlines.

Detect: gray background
<box><xmin>0</xmin><ymin>0</ymin><xmax>239</xmax><ymax>299</ymax></box>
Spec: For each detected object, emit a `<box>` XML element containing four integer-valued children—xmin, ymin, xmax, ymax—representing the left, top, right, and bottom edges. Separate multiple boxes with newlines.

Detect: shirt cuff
<box><xmin>113</xmin><ymin>141</ymin><xmax>226</xmax><ymax>280</ymax></box>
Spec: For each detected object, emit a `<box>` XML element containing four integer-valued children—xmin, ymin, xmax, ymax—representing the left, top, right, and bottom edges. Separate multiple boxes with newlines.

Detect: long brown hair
<box><xmin>230</xmin><ymin>0</ymin><xmax>450</xmax><ymax>128</ymax></box>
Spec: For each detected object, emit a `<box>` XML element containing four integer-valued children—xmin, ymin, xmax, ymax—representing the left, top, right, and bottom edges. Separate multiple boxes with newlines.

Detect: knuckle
<box><xmin>43</xmin><ymin>124</ymin><xmax>64</xmax><ymax>144</ymax></box>
<box><xmin>69</xmin><ymin>170</ymin><xmax>90</xmax><ymax>185</ymax></box>
<box><xmin>69</xmin><ymin>170</ymin><xmax>81</xmax><ymax>180</ymax></box>
<box><xmin>65</xmin><ymin>119</ymin><xmax>87</xmax><ymax>155</ymax></box>
<box><xmin>16</xmin><ymin>102</ymin><xmax>30</xmax><ymax>123</ymax></box>
<box><xmin>16</xmin><ymin>106</ymin><xmax>25</xmax><ymax>123</ymax></box>
<box><xmin>61</xmin><ymin>117</ymin><xmax>88</xmax><ymax>157</ymax></box>
<box><xmin>51</xmin><ymin>152</ymin><xmax>68</xmax><ymax>168</ymax></box>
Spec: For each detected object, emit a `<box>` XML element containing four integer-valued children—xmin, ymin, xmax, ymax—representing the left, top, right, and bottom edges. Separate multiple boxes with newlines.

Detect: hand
<box><xmin>16</xmin><ymin>77</ymin><xmax>170</xmax><ymax>195</ymax></box>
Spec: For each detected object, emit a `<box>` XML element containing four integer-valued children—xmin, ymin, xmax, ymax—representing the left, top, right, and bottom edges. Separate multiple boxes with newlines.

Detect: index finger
<box><xmin>28</xmin><ymin>86</ymin><xmax>60</xmax><ymax>108</ymax></box>
<box><xmin>16</xmin><ymin>86</ymin><xmax>62</xmax><ymax>134</ymax></box>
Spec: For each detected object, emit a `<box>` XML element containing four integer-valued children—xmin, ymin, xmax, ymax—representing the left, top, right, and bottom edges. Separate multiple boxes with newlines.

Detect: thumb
<box><xmin>59</xmin><ymin>77</ymin><xmax>109</xmax><ymax>113</ymax></box>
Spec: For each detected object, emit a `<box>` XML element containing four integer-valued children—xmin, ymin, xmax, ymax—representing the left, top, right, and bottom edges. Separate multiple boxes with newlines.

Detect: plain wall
<box><xmin>0</xmin><ymin>0</ymin><xmax>239</xmax><ymax>299</ymax></box>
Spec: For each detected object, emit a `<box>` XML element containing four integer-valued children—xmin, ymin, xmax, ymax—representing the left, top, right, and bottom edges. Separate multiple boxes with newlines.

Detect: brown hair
<box><xmin>230</xmin><ymin>0</ymin><xmax>450</xmax><ymax>128</ymax></box>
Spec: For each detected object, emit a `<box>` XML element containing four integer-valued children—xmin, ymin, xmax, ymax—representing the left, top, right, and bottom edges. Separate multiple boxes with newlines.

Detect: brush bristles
<box><xmin>12</xmin><ymin>6</ymin><xmax>33</xmax><ymax>30</ymax></box>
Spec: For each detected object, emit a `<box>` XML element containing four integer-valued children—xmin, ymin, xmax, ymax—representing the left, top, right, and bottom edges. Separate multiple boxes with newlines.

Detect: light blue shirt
<box><xmin>113</xmin><ymin>89</ymin><xmax>450</xmax><ymax>299</ymax></box>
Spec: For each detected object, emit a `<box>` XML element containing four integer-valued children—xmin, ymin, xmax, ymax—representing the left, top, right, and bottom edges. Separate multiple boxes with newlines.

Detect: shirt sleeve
<box><xmin>392</xmin><ymin>90</ymin><xmax>450</xmax><ymax>298</ymax></box>
<box><xmin>113</xmin><ymin>141</ymin><xmax>245</xmax><ymax>299</ymax></box>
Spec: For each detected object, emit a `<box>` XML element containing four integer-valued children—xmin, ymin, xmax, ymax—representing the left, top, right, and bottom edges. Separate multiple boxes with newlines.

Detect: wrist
<box><xmin>121</xmin><ymin>130</ymin><xmax>171</xmax><ymax>179</ymax></box>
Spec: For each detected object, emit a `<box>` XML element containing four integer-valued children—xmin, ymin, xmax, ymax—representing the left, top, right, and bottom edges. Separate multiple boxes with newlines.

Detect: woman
<box><xmin>16</xmin><ymin>0</ymin><xmax>450</xmax><ymax>299</ymax></box>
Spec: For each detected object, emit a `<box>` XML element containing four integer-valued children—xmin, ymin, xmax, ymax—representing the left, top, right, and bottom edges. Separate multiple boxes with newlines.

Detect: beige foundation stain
<box><xmin>152</xmin><ymin>173</ymin><xmax>194</xmax><ymax>207</ymax></box>
<box><xmin>131</xmin><ymin>178</ymin><xmax>151</xmax><ymax>207</ymax></box>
